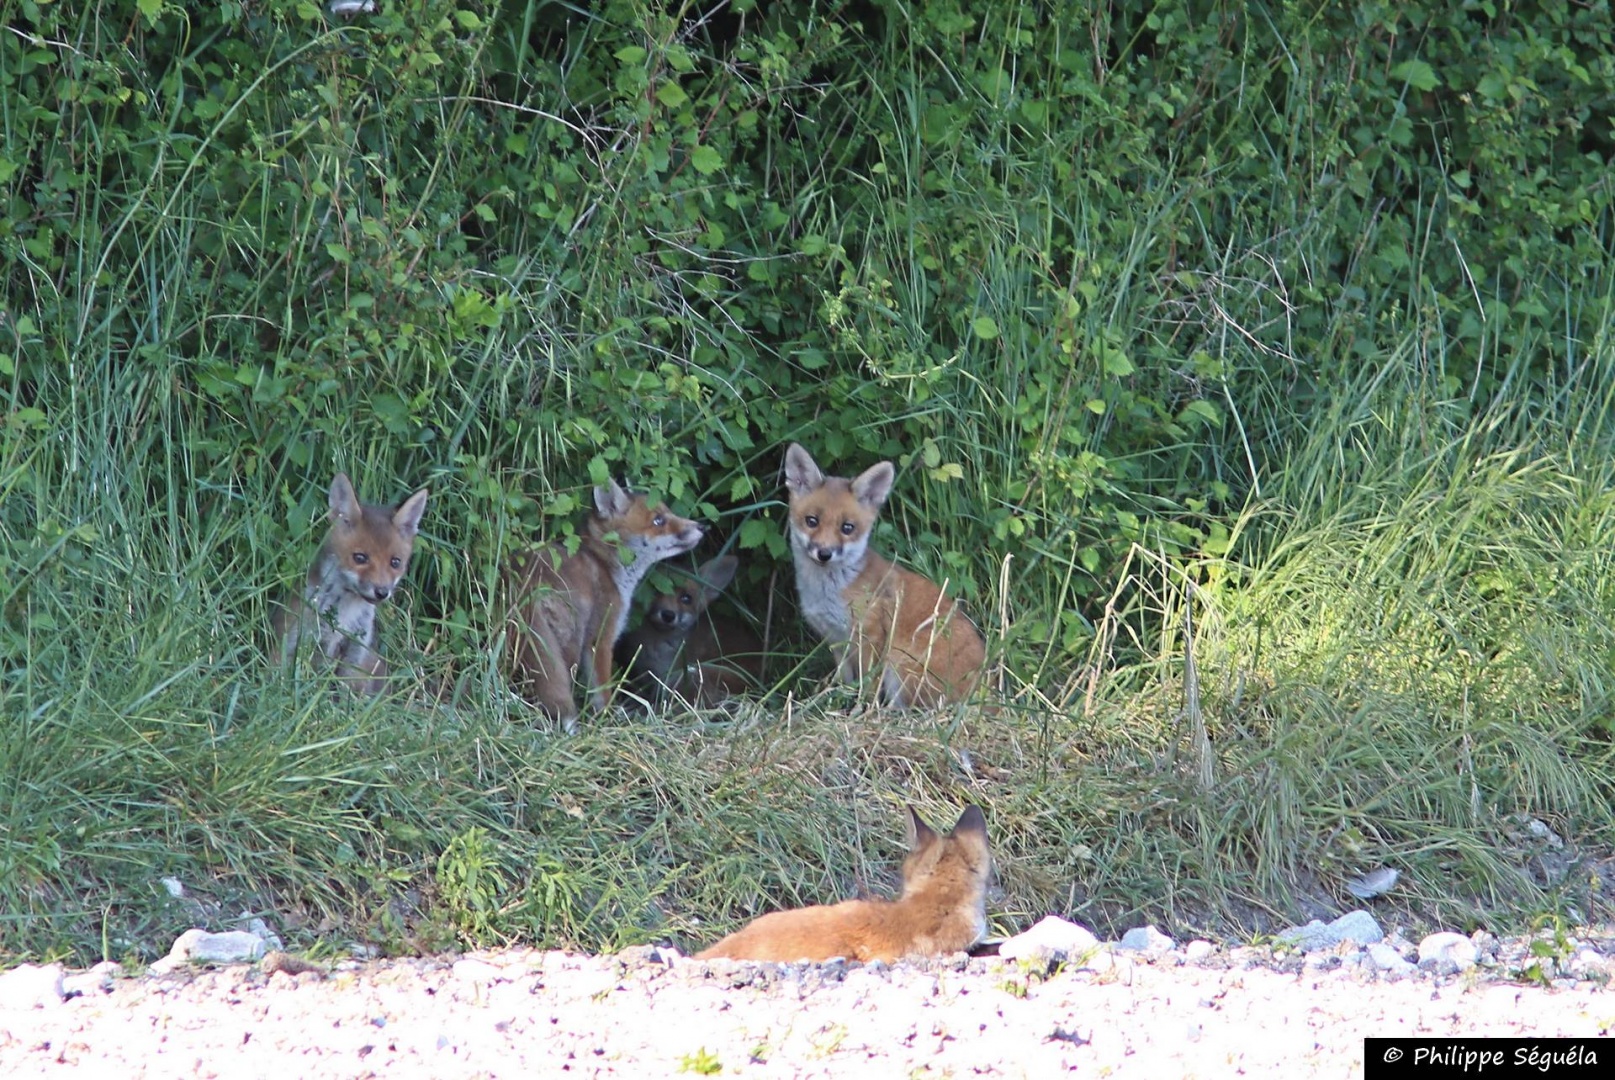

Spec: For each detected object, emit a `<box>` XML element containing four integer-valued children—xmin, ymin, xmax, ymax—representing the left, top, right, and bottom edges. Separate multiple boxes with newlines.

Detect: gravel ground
<box><xmin>2</xmin><ymin>933</ymin><xmax>1612</xmax><ymax>1078</ymax></box>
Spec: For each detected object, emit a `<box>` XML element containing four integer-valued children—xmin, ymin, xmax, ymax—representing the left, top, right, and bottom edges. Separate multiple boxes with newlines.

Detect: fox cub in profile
<box><xmin>697</xmin><ymin>804</ymin><xmax>992</xmax><ymax>964</ymax></box>
<box><xmin>617</xmin><ymin>554</ymin><xmax>765</xmax><ymax>707</ymax></box>
<box><xmin>272</xmin><ymin>472</ymin><xmax>430</xmax><ymax>695</ymax></box>
<box><xmin>782</xmin><ymin>443</ymin><xmax>985</xmax><ymax>708</ymax></box>
<box><xmin>503</xmin><ymin>479</ymin><xmax>704</xmax><ymax>731</ymax></box>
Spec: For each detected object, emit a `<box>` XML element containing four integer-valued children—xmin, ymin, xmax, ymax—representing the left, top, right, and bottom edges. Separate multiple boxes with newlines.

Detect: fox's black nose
<box><xmin>373</xmin><ymin>586</ymin><xmax>390</xmax><ymax>601</ymax></box>
<box><xmin>657</xmin><ymin>609</ymin><xmax>678</xmax><ymax>625</ymax></box>
<box><xmin>815</xmin><ymin>549</ymin><xmax>833</xmax><ymax>564</ymax></box>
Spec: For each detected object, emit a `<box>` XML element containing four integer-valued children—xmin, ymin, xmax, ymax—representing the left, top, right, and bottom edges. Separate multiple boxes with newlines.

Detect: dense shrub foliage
<box><xmin>3</xmin><ymin>0</ymin><xmax>1614</xmax><ymax>961</ymax></box>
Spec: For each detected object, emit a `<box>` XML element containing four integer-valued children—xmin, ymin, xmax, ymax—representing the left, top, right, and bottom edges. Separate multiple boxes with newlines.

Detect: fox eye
<box><xmin>653</xmin><ymin>514</ymin><xmax>666</xmax><ymax>527</ymax></box>
<box><xmin>804</xmin><ymin>514</ymin><xmax>819</xmax><ymax>528</ymax></box>
<box><xmin>840</xmin><ymin>521</ymin><xmax>855</xmax><ymax>536</ymax></box>
<box><xmin>679</xmin><ymin>592</ymin><xmax>693</xmax><ymax>605</ymax></box>
<box><xmin>390</xmin><ymin>556</ymin><xmax>402</xmax><ymax>570</ymax></box>
<box><xmin>352</xmin><ymin>551</ymin><xmax>369</xmax><ymax>565</ymax></box>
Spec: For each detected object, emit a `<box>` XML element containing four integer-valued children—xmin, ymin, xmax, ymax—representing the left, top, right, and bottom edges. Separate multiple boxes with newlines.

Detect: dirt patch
<box><xmin>3</xmin><ymin>941</ymin><xmax>1611</xmax><ymax>1077</ymax></box>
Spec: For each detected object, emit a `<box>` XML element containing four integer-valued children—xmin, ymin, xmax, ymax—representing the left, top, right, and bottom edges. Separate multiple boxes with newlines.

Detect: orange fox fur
<box><xmin>782</xmin><ymin>443</ymin><xmax>984</xmax><ymax>708</ymax></box>
<box><xmin>697</xmin><ymin>804</ymin><xmax>992</xmax><ymax>964</ymax></box>
<box><xmin>617</xmin><ymin>554</ymin><xmax>765</xmax><ymax>707</ymax></box>
<box><xmin>271</xmin><ymin>472</ymin><xmax>429</xmax><ymax>695</ymax></box>
<box><xmin>503</xmin><ymin>479</ymin><xmax>704</xmax><ymax>731</ymax></box>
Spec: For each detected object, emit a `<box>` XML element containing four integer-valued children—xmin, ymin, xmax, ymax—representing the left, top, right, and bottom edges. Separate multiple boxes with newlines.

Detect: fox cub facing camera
<box><xmin>782</xmin><ymin>442</ymin><xmax>984</xmax><ymax>708</ymax></box>
<box><xmin>697</xmin><ymin>804</ymin><xmax>993</xmax><ymax>964</ymax></box>
<box><xmin>617</xmin><ymin>553</ymin><xmax>765</xmax><ymax>707</ymax></box>
<box><xmin>503</xmin><ymin>479</ymin><xmax>704</xmax><ymax>732</ymax></box>
<box><xmin>272</xmin><ymin>472</ymin><xmax>430</xmax><ymax>695</ymax></box>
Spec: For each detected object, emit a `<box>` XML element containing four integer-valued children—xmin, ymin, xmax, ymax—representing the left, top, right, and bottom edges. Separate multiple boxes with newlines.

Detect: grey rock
<box><xmin>1366</xmin><ymin>943</ymin><xmax>1414</xmax><ymax>975</ymax></box>
<box><xmin>150</xmin><ymin>928</ymin><xmax>268</xmax><ymax>974</ymax></box>
<box><xmin>1276</xmin><ymin>910</ymin><xmax>1384</xmax><ymax>953</ymax></box>
<box><xmin>1344</xmin><ymin>868</ymin><xmax>1400</xmax><ymax>900</ymax></box>
<box><xmin>1116</xmin><ymin>925</ymin><xmax>1176</xmax><ymax>956</ymax></box>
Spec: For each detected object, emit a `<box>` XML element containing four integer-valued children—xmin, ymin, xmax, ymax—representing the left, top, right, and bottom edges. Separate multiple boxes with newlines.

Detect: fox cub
<box><xmin>503</xmin><ymin>479</ymin><xmax>704</xmax><ymax>731</ymax></box>
<box><xmin>697</xmin><ymin>804</ymin><xmax>992</xmax><ymax>964</ymax></box>
<box><xmin>272</xmin><ymin>472</ymin><xmax>430</xmax><ymax>694</ymax></box>
<box><xmin>782</xmin><ymin>443</ymin><xmax>985</xmax><ymax>708</ymax></box>
<box><xmin>617</xmin><ymin>554</ymin><xmax>765</xmax><ymax>707</ymax></box>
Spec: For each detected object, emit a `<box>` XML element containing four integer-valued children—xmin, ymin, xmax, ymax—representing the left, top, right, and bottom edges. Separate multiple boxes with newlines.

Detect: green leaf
<box><xmin>656</xmin><ymin>81</ymin><xmax>689</xmax><ymax>109</ymax></box>
<box><xmin>325</xmin><ymin>242</ymin><xmax>351</xmax><ymax>265</ymax></box>
<box><xmin>738</xmin><ymin>518</ymin><xmax>773</xmax><ymax>549</ymax></box>
<box><xmin>971</xmin><ymin>316</ymin><xmax>1000</xmax><ymax>340</ymax></box>
<box><xmin>1390</xmin><ymin>59</ymin><xmax>1441</xmax><ymax>91</ymax></box>
<box><xmin>615</xmin><ymin>46</ymin><xmax>648</xmax><ymax>65</ymax></box>
<box><xmin>689</xmin><ymin>145</ymin><xmax>723</xmax><ymax>175</ymax></box>
<box><xmin>137</xmin><ymin>0</ymin><xmax>163</xmax><ymax>25</ymax></box>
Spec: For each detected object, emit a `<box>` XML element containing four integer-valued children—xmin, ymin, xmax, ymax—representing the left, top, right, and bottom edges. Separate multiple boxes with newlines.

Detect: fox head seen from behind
<box><xmin>783</xmin><ymin>442</ymin><xmax>894</xmax><ymax>571</ymax></box>
<box><xmin>326</xmin><ymin>472</ymin><xmax>429</xmax><ymax>605</ymax></box>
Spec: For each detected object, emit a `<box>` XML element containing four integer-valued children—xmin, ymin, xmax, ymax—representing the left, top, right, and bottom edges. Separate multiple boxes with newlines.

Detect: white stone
<box><xmin>61</xmin><ymin>961</ymin><xmax>122</xmax><ymax>997</ymax></box>
<box><xmin>160</xmin><ymin>877</ymin><xmax>186</xmax><ymax>899</ymax></box>
<box><xmin>1183</xmin><ymin>940</ymin><xmax>1215</xmax><ymax>962</ymax></box>
<box><xmin>1417</xmin><ymin>932</ymin><xmax>1478</xmax><ymax>969</ymax></box>
<box><xmin>997</xmin><ymin>916</ymin><xmax>1101</xmax><ymax>965</ymax></box>
<box><xmin>0</xmin><ymin>963</ymin><xmax>66</xmax><ymax>1008</ymax></box>
<box><xmin>150</xmin><ymin>928</ymin><xmax>267</xmax><ymax>974</ymax></box>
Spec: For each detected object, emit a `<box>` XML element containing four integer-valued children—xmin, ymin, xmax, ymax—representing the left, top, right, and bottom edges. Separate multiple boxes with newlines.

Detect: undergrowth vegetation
<box><xmin>3</xmin><ymin>0</ymin><xmax>1615</xmax><ymax>964</ymax></box>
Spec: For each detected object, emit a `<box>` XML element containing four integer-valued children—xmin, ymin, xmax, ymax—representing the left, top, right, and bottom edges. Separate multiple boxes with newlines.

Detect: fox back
<box><xmin>272</xmin><ymin>472</ymin><xmax>429</xmax><ymax>694</ymax></box>
<box><xmin>783</xmin><ymin>442</ymin><xmax>984</xmax><ymax>708</ymax></box>
<box><xmin>696</xmin><ymin>804</ymin><xmax>992</xmax><ymax>964</ymax></box>
<box><xmin>504</xmin><ymin>478</ymin><xmax>704</xmax><ymax>731</ymax></box>
<box><xmin>618</xmin><ymin>554</ymin><xmax>765</xmax><ymax>707</ymax></box>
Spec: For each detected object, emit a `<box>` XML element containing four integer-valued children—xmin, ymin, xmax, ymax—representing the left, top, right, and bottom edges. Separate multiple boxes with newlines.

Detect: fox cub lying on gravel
<box><xmin>697</xmin><ymin>804</ymin><xmax>992</xmax><ymax>964</ymax></box>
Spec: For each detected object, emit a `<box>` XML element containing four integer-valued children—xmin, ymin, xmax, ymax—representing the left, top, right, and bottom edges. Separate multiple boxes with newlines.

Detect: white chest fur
<box><xmin>791</xmin><ymin>548</ymin><xmax>858</xmax><ymax>642</ymax></box>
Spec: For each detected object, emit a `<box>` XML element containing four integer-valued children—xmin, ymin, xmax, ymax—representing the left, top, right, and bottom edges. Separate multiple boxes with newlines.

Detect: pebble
<box><xmin>1417</xmin><ymin>932</ymin><xmax>1479</xmax><ymax>969</ymax></box>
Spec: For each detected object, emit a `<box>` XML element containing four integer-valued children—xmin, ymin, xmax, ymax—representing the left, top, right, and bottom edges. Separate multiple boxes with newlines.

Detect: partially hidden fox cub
<box><xmin>617</xmin><ymin>554</ymin><xmax>765</xmax><ymax>707</ymax></box>
<box><xmin>697</xmin><ymin>804</ymin><xmax>992</xmax><ymax>963</ymax></box>
<box><xmin>271</xmin><ymin>472</ymin><xmax>430</xmax><ymax>695</ymax></box>
<box><xmin>782</xmin><ymin>442</ymin><xmax>985</xmax><ymax>708</ymax></box>
<box><xmin>503</xmin><ymin>479</ymin><xmax>704</xmax><ymax>731</ymax></box>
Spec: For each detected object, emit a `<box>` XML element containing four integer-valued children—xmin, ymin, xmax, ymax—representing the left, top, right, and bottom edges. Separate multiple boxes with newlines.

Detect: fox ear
<box><xmin>951</xmin><ymin>804</ymin><xmax>988</xmax><ymax>840</ymax></box>
<box><xmin>328</xmin><ymin>473</ymin><xmax>362</xmax><ymax>528</ymax></box>
<box><xmin>783</xmin><ymin>443</ymin><xmax>824</xmax><ymax>494</ymax></box>
<box><xmin>697</xmin><ymin>554</ymin><xmax>739</xmax><ymax>596</ymax></box>
<box><xmin>392</xmin><ymin>488</ymin><xmax>429</xmax><ymax>540</ymax></box>
<box><xmin>851</xmin><ymin>461</ymin><xmax>895</xmax><ymax>509</ymax></box>
<box><xmin>906</xmin><ymin>805</ymin><xmax>939</xmax><ymax>850</ymax></box>
<box><xmin>595</xmin><ymin>479</ymin><xmax>632</xmax><ymax>518</ymax></box>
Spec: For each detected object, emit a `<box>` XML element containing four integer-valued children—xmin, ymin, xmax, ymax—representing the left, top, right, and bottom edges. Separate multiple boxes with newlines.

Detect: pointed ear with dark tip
<box><xmin>595</xmin><ymin>478</ymin><xmax>633</xmax><ymax>518</ymax></box>
<box><xmin>851</xmin><ymin>461</ymin><xmax>895</xmax><ymax>509</ymax></box>
<box><xmin>328</xmin><ymin>473</ymin><xmax>362</xmax><ymax>528</ymax></box>
<box><xmin>951</xmin><ymin>804</ymin><xmax>988</xmax><ymax>839</ymax></box>
<box><xmin>392</xmin><ymin>488</ymin><xmax>429</xmax><ymax>540</ymax></box>
<box><xmin>906</xmin><ymin>805</ymin><xmax>940</xmax><ymax>850</ymax></box>
<box><xmin>783</xmin><ymin>443</ymin><xmax>824</xmax><ymax>494</ymax></box>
